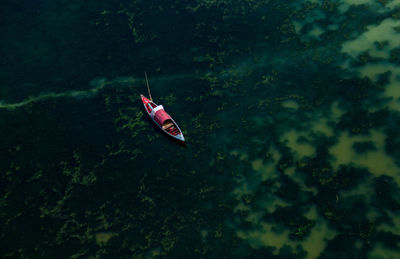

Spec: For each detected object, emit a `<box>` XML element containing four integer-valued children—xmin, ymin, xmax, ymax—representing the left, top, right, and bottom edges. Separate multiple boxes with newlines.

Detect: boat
<box><xmin>140</xmin><ymin>73</ymin><xmax>185</xmax><ymax>142</ymax></box>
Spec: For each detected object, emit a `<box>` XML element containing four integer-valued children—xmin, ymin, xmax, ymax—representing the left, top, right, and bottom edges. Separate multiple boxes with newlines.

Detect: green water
<box><xmin>1</xmin><ymin>0</ymin><xmax>400</xmax><ymax>258</ymax></box>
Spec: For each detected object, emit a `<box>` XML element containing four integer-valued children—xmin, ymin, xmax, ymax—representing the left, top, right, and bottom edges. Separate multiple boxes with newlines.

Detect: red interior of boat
<box><xmin>146</xmin><ymin>102</ymin><xmax>157</xmax><ymax>113</ymax></box>
<box><xmin>167</xmin><ymin>126</ymin><xmax>180</xmax><ymax>136</ymax></box>
<box><xmin>163</xmin><ymin>120</ymin><xmax>180</xmax><ymax>136</ymax></box>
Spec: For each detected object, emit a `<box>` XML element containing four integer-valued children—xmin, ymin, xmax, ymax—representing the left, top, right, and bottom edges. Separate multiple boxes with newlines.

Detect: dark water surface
<box><xmin>1</xmin><ymin>0</ymin><xmax>400</xmax><ymax>258</ymax></box>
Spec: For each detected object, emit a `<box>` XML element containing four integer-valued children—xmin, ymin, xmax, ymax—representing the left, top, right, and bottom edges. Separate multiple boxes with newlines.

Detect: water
<box><xmin>1</xmin><ymin>0</ymin><xmax>400</xmax><ymax>258</ymax></box>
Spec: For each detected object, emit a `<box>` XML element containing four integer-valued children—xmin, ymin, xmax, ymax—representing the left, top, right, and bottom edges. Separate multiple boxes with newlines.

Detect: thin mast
<box><xmin>145</xmin><ymin>72</ymin><xmax>152</xmax><ymax>101</ymax></box>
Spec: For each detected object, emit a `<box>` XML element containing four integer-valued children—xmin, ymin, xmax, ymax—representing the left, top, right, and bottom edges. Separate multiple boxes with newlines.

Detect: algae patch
<box><xmin>95</xmin><ymin>232</ymin><xmax>117</xmax><ymax>245</ymax></box>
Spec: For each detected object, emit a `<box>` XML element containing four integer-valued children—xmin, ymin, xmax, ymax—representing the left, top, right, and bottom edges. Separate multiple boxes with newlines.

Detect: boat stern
<box><xmin>176</xmin><ymin>133</ymin><xmax>185</xmax><ymax>142</ymax></box>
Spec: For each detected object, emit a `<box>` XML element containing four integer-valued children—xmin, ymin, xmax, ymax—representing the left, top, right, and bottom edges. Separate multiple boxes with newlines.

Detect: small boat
<box><xmin>140</xmin><ymin>73</ymin><xmax>185</xmax><ymax>142</ymax></box>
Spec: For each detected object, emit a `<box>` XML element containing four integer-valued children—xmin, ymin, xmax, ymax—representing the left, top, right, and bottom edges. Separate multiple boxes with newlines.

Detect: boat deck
<box><xmin>165</xmin><ymin>124</ymin><xmax>180</xmax><ymax>136</ymax></box>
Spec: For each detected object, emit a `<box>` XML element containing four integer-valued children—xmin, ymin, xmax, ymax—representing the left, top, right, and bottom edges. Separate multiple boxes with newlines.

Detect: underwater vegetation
<box><xmin>1</xmin><ymin>0</ymin><xmax>400</xmax><ymax>258</ymax></box>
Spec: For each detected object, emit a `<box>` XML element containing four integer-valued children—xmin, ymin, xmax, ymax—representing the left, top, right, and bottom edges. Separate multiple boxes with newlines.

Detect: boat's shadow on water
<box><xmin>141</xmin><ymin>104</ymin><xmax>187</xmax><ymax>148</ymax></box>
